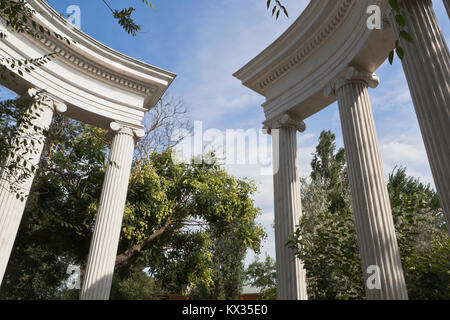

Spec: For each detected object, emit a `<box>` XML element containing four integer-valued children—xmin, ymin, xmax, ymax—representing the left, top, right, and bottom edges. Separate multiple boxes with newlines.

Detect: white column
<box><xmin>390</xmin><ymin>0</ymin><xmax>450</xmax><ymax>234</ymax></box>
<box><xmin>80</xmin><ymin>122</ymin><xmax>144</xmax><ymax>300</ymax></box>
<box><xmin>0</xmin><ymin>89</ymin><xmax>66</xmax><ymax>284</ymax></box>
<box><xmin>326</xmin><ymin>67</ymin><xmax>408</xmax><ymax>300</ymax></box>
<box><xmin>268</xmin><ymin>113</ymin><xmax>308</xmax><ymax>300</ymax></box>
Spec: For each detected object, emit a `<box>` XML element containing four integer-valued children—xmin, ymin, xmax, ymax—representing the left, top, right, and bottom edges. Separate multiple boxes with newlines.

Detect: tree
<box><xmin>387</xmin><ymin>167</ymin><xmax>450</xmax><ymax>299</ymax></box>
<box><xmin>0</xmin><ymin>101</ymin><xmax>265</xmax><ymax>299</ymax></box>
<box><xmin>290</xmin><ymin>131</ymin><xmax>363</xmax><ymax>300</ymax></box>
<box><xmin>0</xmin><ymin>116</ymin><xmax>107</xmax><ymax>299</ymax></box>
<box><xmin>245</xmin><ymin>255</ymin><xmax>277</xmax><ymax>300</ymax></box>
<box><xmin>289</xmin><ymin>130</ymin><xmax>449</xmax><ymax>300</ymax></box>
<box><xmin>110</xmin><ymin>268</ymin><xmax>162</xmax><ymax>300</ymax></box>
<box><xmin>116</xmin><ymin>151</ymin><xmax>265</xmax><ymax>296</ymax></box>
<box><xmin>189</xmin><ymin>228</ymin><xmax>248</xmax><ymax>300</ymax></box>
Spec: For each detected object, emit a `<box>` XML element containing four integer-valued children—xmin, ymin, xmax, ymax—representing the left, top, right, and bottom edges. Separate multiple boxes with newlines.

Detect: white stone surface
<box><xmin>234</xmin><ymin>0</ymin><xmax>393</xmax><ymax>124</ymax></box>
<box><xmin>267</xmin><ymin>114</ymin><xmax>308</xmax><ymax>300</ymax></box>
<box><xmin>0</xmin><ymin>91</ymin><xmax>65</xmax><ymax>284</ymax></box>
<box><xmin>331</xmin><ymin>67</ymin><xmax>408</xmax><ymax>300</ymax></box>
<box><xmin>80</xmin><ymin>122</ymin><xmax>137</xmax><ymax>300</ymax></box>
<box><xmin>0</xmin><ymin>0</ymin><xmax>174</xmax><ymax>300</ymax></box>
<box><xmin>390</xmin><ymin>0</ymin><xmax>450</xmax><ymax>234</ymax></box>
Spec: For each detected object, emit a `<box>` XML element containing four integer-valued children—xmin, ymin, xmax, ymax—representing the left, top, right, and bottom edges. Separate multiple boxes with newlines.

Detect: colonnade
<box><xmin>270</xmin><ymin>0</ymin><xmax>449</xmax><ymax>300</ymax></box>
<box><xmin>0</xmin><ymin>90</ymin><xmax>142</xmax><ymax>300</ymax></box>
<box><xmin>0</xmin><ymin>0</ymin><xmax>448</xmax><ymax>301</ymax></box>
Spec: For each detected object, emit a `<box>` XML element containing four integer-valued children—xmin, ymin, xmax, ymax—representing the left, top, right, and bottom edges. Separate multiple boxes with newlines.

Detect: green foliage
<box><xmin>291</xmin><ymin>131</ymin><xmax>363</xmax><ymax>299</ymax></box>
<box><xmin>0</xmin><ymin>116</ymin><xmax>108</xmax><ymax>299</ymax></box>
<box><xmin>0</xmin><ymin>92</ymin><xmax>56</xmax><ymax>200</ymax></box>
<box><xmin>289</xmin><ymin>130</ymin><xmax>449</xmax><ymax>300</ymax></box>
<box><xmin>387</xmin><ymin>167</ymin><xmax>449</xmax><ymax>299</ymax></box>
<box><xmin>405</xmin><ymin>232</ymin><xmax>450</xmax><ymax>299</ymax></box>
<box><xmin>293</xmin><ymin>178</ymin><xmax>364</xmax><ymax>300</ymax></box>
<box><xmin>189</xmin><ymin>233</ymin><xmax>247</xmax><ymax>300</ymax></box>
<box><xmin>0</xmin><ymin>242</ymin><xmax>70</xmax><ymax>300</ymax></box>
<box><xmin>245</xmin><ymin>255</ymin><xmax>277</xmax><ymax>300</ymax></box>
<box><xmin>0</xmin><ymin>97</ymin><xmax>34</xmax><ymax>184</ymax></box>
<box><xmin>0</xmin><ymin>0</ymin><xmax>39</xmax><ymax>38</ymax></box>
<box><xmin>1</xmin><ymin>119</ymin><xmax>265</xmax><ymax>299</ymax></box>
<box><xmin>113</xmin><ymin>7</ymin><xmax>141</xmax><ymax>36</ymax></box>
<box><xmin>120</xmin><ymin>151</ymin><xmax>265</xmax><ymax>296</ymax></box>
<box><xmin>310</xmin><ymin>131</ymin><xmax>348</xmax><ymax>214</ymax></box>
<box><xmin>110</xmin><ymin>268</ymin><xmax>162</xmax><ymax>300</ymax></box>
<box><xmin>388</xmin><ymin>0</ymin><xmax>414</xmax><ymax>64</ymax></box>
<box><xmin>102</xmin><ymin>0</ymin><xmax>156</xmax><ymax>36</ymax></box>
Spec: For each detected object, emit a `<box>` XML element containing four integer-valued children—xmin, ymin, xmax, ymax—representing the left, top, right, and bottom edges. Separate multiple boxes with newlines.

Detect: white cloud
<box><xmin>170</xmin><ymin>0</ymin><xmax>309</xmax><ymax>128</ymax></box>
<box><xmin>380</xmin><ymin>135</ymin><xmax>433</xmax><ymax>186</ymax></box>
<box><xmin>224</xmin><ymin>135</ymin><xmax>317</xmax><ymax>266</ymax></box>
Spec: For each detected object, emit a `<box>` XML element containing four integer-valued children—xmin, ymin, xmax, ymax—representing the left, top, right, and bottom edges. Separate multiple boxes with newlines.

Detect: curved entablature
<box><xmin>233</xmin><ymin>0</ymin><xmax>394</xmax><ymax>126</ymax></box>
<box><xmin>0</xmin><ymin>0</ymin><xmax>176</xmax><ymax>129</ymax></box>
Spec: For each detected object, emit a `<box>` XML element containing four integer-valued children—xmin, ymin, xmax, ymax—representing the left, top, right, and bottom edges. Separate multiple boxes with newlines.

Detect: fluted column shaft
<box><xmin>80</xmin><ymin>123</ymin><xmax>139</xmax><ymax>300</ymax></box>
<box><xmin>333</xmin><ymin>68</ymin><xmax>408</xmax><ymax>300</ymax></box>
<box><xmin>270</xmin><ymin>114</ymin><xmax>308</xmax><ymax>300</ymax></box>
<box><xmin>0</xmin><ymin>90</ymin><xmax>65</xmax><ymax>284</ymax></box>
<box><xmin>390</xmin><ymin>0</ymin><xmax>450</xmax><ymax>234</ymax></box>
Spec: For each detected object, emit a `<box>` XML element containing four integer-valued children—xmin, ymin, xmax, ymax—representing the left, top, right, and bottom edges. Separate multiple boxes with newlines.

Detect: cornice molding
<box><xmin>26</xmin><ymin>31</ymin><xmax>158</xmax><ymax>97</ymax></box>
<box><xmin>0</xmin><ymin>0</ymin><xmax>176</xmax><ymax>129</ymax></box>
<box><xmin>234</xmin><ymin>0</ymin><xmax>360</xmax><ymax>94</ymax></box>
<box><xmin>258</xmin><ymin>0</ymin><xmax>354</xmax><ymax>91</ymax></box>
<box><xmin>234</xmin><ymin>0</ymin><xmax>392</xmax><ymax>126</ymax></box>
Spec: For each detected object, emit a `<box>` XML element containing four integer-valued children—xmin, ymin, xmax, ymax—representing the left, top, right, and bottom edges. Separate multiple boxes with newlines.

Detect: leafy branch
<box><xmin>388</xmin><ymin>0</ymin><xmax>414</xmax><ymax>64</ymax></box>
<box><xmin>0</xmin><ymin>91</ymin><xmax>49</xmax><ymax>200</ymax></box>
<box><xmin>0</xmin><ymin>54</ymin><xmax>55</xmax><ymax>80</ymax></box>
<box><xmin>266</xmin><ymin>0</ymin><xmax>289</xmax><ymax>20</ymax></box>
<box><xmin>102</xmin><ymin>0</ymin><xmax>156</xmax><ymax>36</ymax></box>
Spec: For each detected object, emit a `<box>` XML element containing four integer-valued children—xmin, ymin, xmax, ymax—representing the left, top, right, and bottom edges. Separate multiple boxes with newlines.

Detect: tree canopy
<box><xmin>0</xmin><ymin>98</ymin><xmax>265</xmax><ymax>299</ymax></box>
<box><xmin>289</xmin><ymin>130</ymin><xmax>449</xmax><ymax>299</ymax></box>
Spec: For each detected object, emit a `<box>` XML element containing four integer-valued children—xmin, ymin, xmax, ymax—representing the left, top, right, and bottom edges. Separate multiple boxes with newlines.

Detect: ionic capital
<box><xmin>27</xmin><ymin>88</ymin><xmax>67</xmax><ymax>113</ymax></box>
<box><xmin>263</xmin><ymin>113</ymin><xmax>306</xmax><ymax>135</ymax></box>
<box><xmin>109</xmin><ymin>121</ymin><xmax>145</xmax><ymax>141</ymax></box>
<box><xmin>324</xmin><ymin>67</ymin><xmax>380</xmax><ymax>97</ymax></box>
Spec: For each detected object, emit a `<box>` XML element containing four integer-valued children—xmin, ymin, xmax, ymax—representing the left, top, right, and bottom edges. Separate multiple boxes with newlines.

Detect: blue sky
<box><xmin>26</xmin><ymin>0</ymin><xmax>450</xmax><ymax>263</ymax></box>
